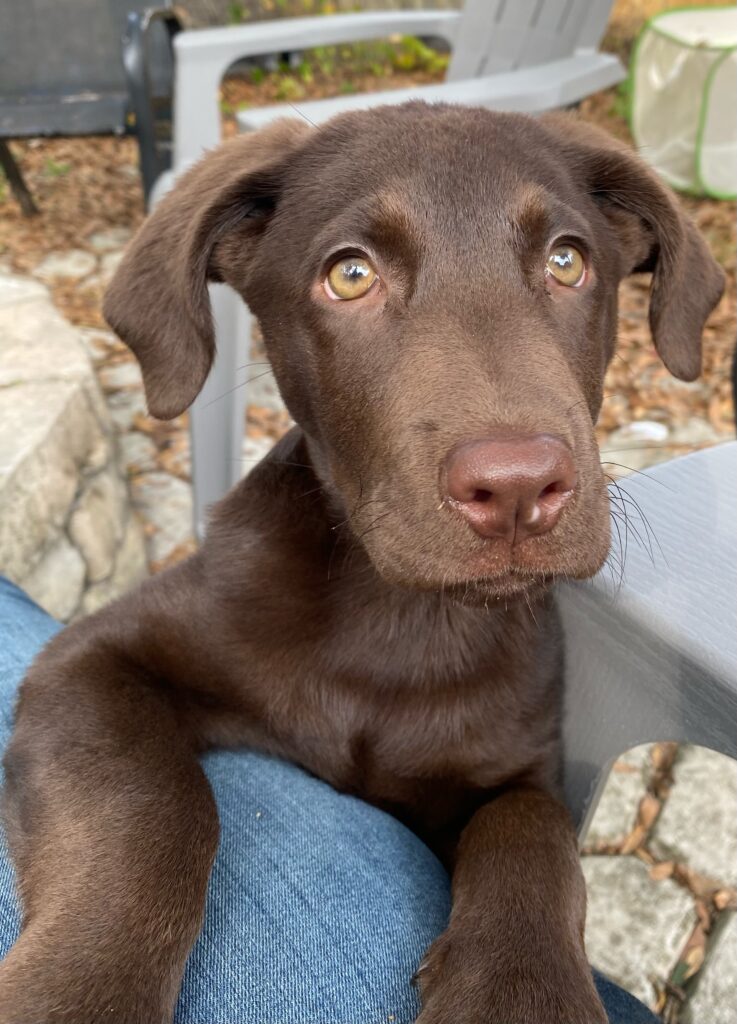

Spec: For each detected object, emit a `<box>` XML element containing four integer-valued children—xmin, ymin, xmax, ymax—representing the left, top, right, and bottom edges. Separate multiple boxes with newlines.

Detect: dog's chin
<box><xmin>443</xmin><ymin>574</ymin><xmax>553</xmax><ymax>605</ymax></box>
<box><xmin>367</xmin><ymin>545</ymin><xmax>610</xmax><ymax>606</ymax></box>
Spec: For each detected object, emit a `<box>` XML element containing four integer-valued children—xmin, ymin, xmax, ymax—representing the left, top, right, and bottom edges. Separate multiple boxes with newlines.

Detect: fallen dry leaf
<box><xmin>713</xmin><ymin>887</ymin><xmax>737</xmax><ymax>911</ymax></box>
<box><xmin>650</xmin><ymin>860</ymin><xmax>675</xmax><ymax>881</ymax></box>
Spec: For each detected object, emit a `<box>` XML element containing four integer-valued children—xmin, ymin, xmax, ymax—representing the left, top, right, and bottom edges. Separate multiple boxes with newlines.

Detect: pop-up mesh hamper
<box><xmin>630</xmin><ymin>6</ymin><xmax>736</xmax><ymax>199</ymax></box>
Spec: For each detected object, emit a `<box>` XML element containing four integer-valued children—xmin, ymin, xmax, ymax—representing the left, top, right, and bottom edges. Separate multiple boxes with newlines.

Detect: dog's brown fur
<box><xmin>0</xmin><ymin>104</ymin><xmax>724</xmax><ymax>1023</ymax></box>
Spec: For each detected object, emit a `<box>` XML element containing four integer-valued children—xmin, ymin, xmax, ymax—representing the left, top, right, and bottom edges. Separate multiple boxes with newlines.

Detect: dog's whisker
<box><xmin>617</xmin><ymin>489</ymin><xmax>666</xmax><ymax>567</ymax></box>
<box><xmin>607</xmin><ymin>486</ymin><xmax>658</xmax><ymax>567</ymax></box>
<box><xmin>599</xmin><ymin>442</ymin><xmax>712</xmax><ymax>453</ymax></box>
<box><xmin>203</xmin><ymin>369</ymin><xmax>276</xmax><ymax>408</ymax></box>
<box><xmin>600</xmin><ymin>462</ymin><xmax>674</xmax><ymax>491</ymax></box>
<box><xmin>355</xmin><ymin>510</ymin><xmax>395</xmax><ymax>545</ymax></box>
<box><xmin>286</xmin><ymin>102</ymin><xmax>318</xmax><ymax>128</ymax></box>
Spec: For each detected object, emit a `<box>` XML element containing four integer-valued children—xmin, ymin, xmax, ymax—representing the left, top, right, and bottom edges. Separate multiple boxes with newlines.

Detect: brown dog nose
<box><xmin>443</xmin><ymin>434</ymin><xmax>577</xmax><ymax>542</ymax></box>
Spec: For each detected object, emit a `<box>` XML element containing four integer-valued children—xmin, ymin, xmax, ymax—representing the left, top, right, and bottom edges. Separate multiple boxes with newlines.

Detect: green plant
<box><xmin>43</xmin><ymin>158</ymin><xmax>71</xmax><ymax>178</ymax></box>
<box><xmin>391</xmin><ymin>36</ymin><xmax>448</xmax><ymax>75</ymax></box>
<box><xmin>275</xmin><ymin>76</ymin><xmax>306</xmax><ymax>101</ymax></box>
<box><xmin>227</xmin><ymin>2</ymin><xmax>244</xmax><ymax>24</ymax></box>
<box><xmin>296</xmin><ymin>60</ymin><xmax>314</xmax><ymax>84</ymax></box>
<box><xmin>249</xmin><ymin>66</ymin><xmax>266</xmax><ymax>85</ymax></box>
<box><xmin>610</xmin><ymin>78</ymin><xmax>631</xmax><ymax>121</ymax></box>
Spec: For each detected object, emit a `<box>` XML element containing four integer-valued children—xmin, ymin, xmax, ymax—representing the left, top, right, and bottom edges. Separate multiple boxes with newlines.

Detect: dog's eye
<box><xmin>546</xmin><ymin>245</ymin><xmax>585</xmax><ymax>287</ymax></box>
<box><xmin>326</xmin><ymin>257</ymin><xmax>377</xmax><ymax>300</ymax></box>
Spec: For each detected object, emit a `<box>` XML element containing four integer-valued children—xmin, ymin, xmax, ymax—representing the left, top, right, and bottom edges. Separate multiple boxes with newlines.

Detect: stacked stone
<box><xmin>0</xmin><ymin>274</ymin><xmax>147</xmax><ymax>621</ymax></box>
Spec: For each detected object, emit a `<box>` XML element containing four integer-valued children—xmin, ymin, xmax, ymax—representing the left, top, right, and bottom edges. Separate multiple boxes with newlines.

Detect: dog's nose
<box><xmin>443</xmin><ymin>434</ymin><xmax>577</xmax><ymax>542</ymax></box>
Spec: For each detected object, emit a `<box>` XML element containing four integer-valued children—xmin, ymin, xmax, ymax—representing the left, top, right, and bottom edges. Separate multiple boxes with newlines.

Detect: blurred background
<box><xmin>0</xmin><ymin>2</ymin><xmax>735</xmax><ymax>1021</ymax></box>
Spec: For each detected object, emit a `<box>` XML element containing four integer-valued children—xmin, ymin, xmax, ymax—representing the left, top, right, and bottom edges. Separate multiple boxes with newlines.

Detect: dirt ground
<box><xmin>1</xmin><ymin>0</ymin><xmax>735</xmax><ymax>449</ymax></box>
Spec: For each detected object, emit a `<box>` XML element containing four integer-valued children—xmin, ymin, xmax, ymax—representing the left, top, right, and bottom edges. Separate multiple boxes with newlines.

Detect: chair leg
<box><xmin>189</xmin><ymin>284</ymin><xmax>252</xmax><ymax>539</ymax></box>
<box><xmin>0</xmin><ymin>140</ymin><xmax>39</xmax><ymax>217</ymax></box>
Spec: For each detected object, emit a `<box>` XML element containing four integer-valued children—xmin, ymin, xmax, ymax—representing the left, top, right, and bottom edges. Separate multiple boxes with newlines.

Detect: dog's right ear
<box><xmin>104</xmin><ymin>119</ymin><xmax>310</xmax><ymax>420</ymax></box>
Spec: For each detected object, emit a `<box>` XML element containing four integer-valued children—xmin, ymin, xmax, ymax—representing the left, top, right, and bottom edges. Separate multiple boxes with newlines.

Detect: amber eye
<box><xmin>546</xmin><ymin>244</ymin><xmax>586</xmax><ymax>287</ymax></box>
<box><xmin>326</xmin><ymin>256</ymin><xmax>377</xmax><ymax>300</ymax></box>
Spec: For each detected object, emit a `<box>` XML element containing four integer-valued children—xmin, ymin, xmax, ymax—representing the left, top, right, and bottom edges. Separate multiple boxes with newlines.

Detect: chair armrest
<box><xmin>557</xmin><ymin>442</ymin><xmax>737</xmax><ymax>836</ymax></box>
<box><xmin>172</xmin><ymin>10</ymin><xmax>462</xmax><ymax>163</ymax></box>
<box><xmin>237</xmin><ymin>52</ymin><xmax>624</xmax><ymax>130</ymax></box>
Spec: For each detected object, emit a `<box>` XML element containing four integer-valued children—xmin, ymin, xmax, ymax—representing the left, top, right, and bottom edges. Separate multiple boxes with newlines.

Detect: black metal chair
<box><xmin>0</xmin><ymin>0</ymin><xmax>182</xmax><ymax>213</ymax></box>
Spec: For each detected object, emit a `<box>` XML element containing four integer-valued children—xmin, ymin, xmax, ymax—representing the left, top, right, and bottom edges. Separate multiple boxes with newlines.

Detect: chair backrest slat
<box><xmin>0</xmin><ymin>0</ymin><xmax>172</xmax><ymax>137</ymax></box>
<box><xmin>446</xmin><ymin>0</ymin><xmax>507</xmax><ymax>81</ymax></box>
<box><xmin>449</xmin><ymin>0</ymin><xmax>613</xmax><ymax>82</ymax></box>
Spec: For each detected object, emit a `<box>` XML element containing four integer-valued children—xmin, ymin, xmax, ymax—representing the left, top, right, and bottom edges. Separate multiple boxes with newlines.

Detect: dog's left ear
<box><xmin>104</xmin><ymin>118</ymin><xmax>311</xmax><ymax>420</ymax></box>
<box><xmin>544</xmin><ymin>114</ymin><xmax>725</xmax><ymax>381</ymax></box>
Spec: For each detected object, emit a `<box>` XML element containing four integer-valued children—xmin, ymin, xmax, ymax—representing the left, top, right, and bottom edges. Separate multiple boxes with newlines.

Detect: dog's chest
<box><xmin>274</xmin><ymin>657</ymin><xmax>561</xmax><ymax>837</ymax></box>
<box><xmin>241</xmin><ymin>585</ymin><xmax>563</xmax><ymax>838</ymax></box>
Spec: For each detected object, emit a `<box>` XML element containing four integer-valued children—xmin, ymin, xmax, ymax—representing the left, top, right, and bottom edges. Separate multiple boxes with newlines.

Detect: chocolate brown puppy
<box><xmin>0</xmin><ymin>103</ymin><xmax>724</xmax><ymax>1023</ymax></box>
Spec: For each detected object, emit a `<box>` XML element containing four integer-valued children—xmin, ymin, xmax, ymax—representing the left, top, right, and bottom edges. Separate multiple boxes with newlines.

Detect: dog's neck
<box><xmin>231</xmin><ymin>427</ymin><xmax>555</xmax><ymax>691</ymax></box>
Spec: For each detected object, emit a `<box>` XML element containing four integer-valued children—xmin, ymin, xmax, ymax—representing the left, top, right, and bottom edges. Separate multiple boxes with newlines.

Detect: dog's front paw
<box><xmin>414</xmin><ymin>932</ymin><xmax>607</xmax><ymax>1024</ymax></box>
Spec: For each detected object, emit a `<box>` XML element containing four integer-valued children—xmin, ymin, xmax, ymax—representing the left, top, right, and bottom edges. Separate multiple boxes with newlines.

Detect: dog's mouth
<box><xmin>441</xmin><ymin>572</ymin><xmax>554</xmax><ymax>605</ymax></box>
<box><xmin>359</xmin><ymin>521</ymin><xmax>611</xmax><ymax>604</ymax></box>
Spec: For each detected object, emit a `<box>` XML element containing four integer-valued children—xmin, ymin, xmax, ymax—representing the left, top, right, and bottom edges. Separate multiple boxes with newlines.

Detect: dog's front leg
<box><xmin>0</xmin><ymin>570</ymin><xmax>223</xmax><ymax>1024</ymax></box>
<box><xmin>416</xmin><ymin>786</ymin><xmax>606</xmax><ymax>1024</ymax></box>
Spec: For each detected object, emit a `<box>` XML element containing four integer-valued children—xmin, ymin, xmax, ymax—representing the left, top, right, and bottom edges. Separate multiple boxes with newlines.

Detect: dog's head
<box><xmin>106</xmin><ymin>104</ymin><xmax>723</xmax><ymax>600</ymax></box>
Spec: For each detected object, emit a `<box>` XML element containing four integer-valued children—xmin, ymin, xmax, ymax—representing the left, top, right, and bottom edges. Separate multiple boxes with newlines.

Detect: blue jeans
<box><xmin>0</xmin><ymin>577</ymin><xmax>657</xmax><ymax>1023</ymax></box>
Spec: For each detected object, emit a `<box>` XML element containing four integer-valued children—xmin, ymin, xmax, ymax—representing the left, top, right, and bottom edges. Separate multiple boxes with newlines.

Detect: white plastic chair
<box><xmin>559</xmin><ymin>441</ymin><xmax>737</xmax><ymax>834</ymax></box>
<box><xmin>154</xmin><ymin>1</ymin><xmax>624</xmax><ymax>534</ymax></box>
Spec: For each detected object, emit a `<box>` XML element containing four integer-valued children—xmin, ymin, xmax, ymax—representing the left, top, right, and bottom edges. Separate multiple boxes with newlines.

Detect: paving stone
<box><xmin>78</xmin><ymin>327</ymin><xmax>124</xmax><ymax>365</ymax></box>
<box><xmin>99</xmin><ymin>249</ymin><xmax>125</xmax><ymax>284</ymax></box>
<box><xmin>130</xmin><ymin>471</ymin><xmax>193</xmax><ymax>566</ymax></box>
<box><xmin>582</xmin><ymin>855</ymin><xmax>695</xmax><ymax>1007</ymax></box>
<box><xmin>684</xmin><ymin>911</ymin><xmax>737</xmax><ymax>1024</ymax></box>
<box><xmin>80</xmin><ymin>514</ymin><xmax>148</xmax><ymax>616</ymax></box>
<box><xmin>118</xmin><ymin>431</ymin><xmax>158</xmax><ymax>474</ymax></box>
<box><xmin>0</xmin><ymin>274</ymin><xmax>47</xmax><ymax>307</ymax></box>
<box><xmin>106</xmin><ymin>387</ymin><xmax>148</xmax><ymax>432</ymax></box>
<box><xmin>20</xmin><ymin>534</ymin><xmax>86</xmax><ymax>621</ymax></box>
<box><xmin>585</xmin><ymin>744</ymin><xmax>652</xmax><ymax>846</ymax></box>
<box><xmin>651</xmin><ymin>746</ymin><xmax>737</xmax><ymax>886</ymax></box>
<box><xmin>69</xmin><ymin>468</ymin><xmax>127</xmax><ymax>582</ymax></box>
<box><xmin>33</xmin><ymin>249</ymin><xmax>97</xmax><ymax>282</ymax></box>
<box><xmin>87</xmin><ymin>227</ymin><xmax>132</xmax><ymax>253</ymax></box>
<box><xmin>98</xmin><ymin>358</ymin><xmax>143</xmax><ymax>392</ymax></box>
<box><xmin>669</xmin><ymin>417</ymin><xmax>722</xmax><ymax>447</ymax></box>
<box><xmin>604</xmin><ymin>421</ymin><xmax>671</xmax><ymax>472</ymax></box>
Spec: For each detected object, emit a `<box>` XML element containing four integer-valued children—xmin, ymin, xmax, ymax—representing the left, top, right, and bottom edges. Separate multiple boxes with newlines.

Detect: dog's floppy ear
<box><xmin>544</xmin><ymin>115</ymin><xmax>724</xmax><ymax>381</ymax></box>
<box><xmin>104</xmin><ymin>119</ymin><xmax>310</xmax><ymax>419</ymax></box>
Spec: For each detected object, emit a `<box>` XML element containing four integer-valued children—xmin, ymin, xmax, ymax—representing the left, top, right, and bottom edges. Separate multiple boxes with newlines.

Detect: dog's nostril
<box><xmin>442</xmin><ymin>433</ymin><xmax>576</xmax><ymax>542</ymax></box>
<box><xmin>538</xmin><ymin>480</ymin><xmax>567</xmax><ymax>499</ymax></box>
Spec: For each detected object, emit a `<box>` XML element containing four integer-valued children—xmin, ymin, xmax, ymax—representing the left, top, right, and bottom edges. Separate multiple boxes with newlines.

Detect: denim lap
<box><xmin>0</xmin><ymin>577</ymin><xmax>657</xmax><ymax>1023</ymax></box>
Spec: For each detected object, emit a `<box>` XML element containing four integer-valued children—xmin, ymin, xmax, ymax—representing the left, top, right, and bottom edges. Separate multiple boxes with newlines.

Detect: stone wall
<box><xmin>0</xmin><ymin>275</ymin><xmax>147</xmax><ymax>622</ymax></box>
